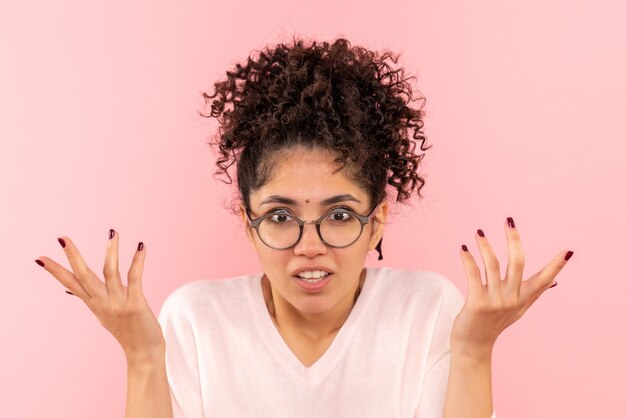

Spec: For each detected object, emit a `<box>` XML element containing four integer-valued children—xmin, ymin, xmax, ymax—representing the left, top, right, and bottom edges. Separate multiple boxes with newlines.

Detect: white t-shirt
<box><xmin>157</xmin><ymin>266</ymin><xmax>496</xmax><ymax>417</ymax></box>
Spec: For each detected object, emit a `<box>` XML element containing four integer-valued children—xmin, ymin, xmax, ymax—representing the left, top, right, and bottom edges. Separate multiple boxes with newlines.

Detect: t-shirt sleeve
<box><xmin>414</xmin><ymin>275</ymin><xmax>496</xmax><ymax>418</ymax></box>
<box><xmin>415</xmin><ymin>351</ymin><xmax>450</xmax><ymax>417</ymax></box>
<box><xmin>157</xmin><ymin>290</ymin><xmax>205</xmax><ymax>418</ymax></box>
<box><xmin>415</xmin><ymin>352</ymin><xmax>496</xmax><ymax>418</ymax></box>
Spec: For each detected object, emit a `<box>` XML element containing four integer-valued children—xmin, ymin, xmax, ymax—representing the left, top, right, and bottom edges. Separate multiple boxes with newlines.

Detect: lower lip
<box><xmin>293</xmin><ymin>273</ymin><xmax>333</xmax><ymax>292</ymax></box>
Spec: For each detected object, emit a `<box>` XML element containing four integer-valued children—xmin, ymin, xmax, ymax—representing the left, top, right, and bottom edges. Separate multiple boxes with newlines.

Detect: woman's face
<box><xmin>242</xmin><ymin>147</ymin><xmax>388</xmax><ymax>315</ymax></box>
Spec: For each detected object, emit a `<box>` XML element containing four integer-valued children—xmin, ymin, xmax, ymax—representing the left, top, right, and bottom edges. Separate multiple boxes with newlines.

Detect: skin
<box><xmin>240</xmin><ymin>147</ymin><xmax>389</xmax><ymax>343</ymax></box>
<box><xmin>35</xmin><ymin>233</ymin><xmax>164</xmax><ymax>362</ymax></box>
<box><xmin>453</xmin><ymin>224</ymin><xmax>572</xmax><ymax>356</ymax></box>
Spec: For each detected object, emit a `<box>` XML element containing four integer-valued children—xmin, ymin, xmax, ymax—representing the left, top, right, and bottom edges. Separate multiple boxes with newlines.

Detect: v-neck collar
<box><xmin>248</xmin><ymin>267</ymin><xmax>375</xmax><ymax>385</ymax></box>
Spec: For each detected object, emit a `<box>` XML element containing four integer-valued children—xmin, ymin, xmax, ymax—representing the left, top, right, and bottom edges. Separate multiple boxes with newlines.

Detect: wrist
<box><xmin>125</xmin><ymin>345</ymin><xmax>166</xmax><ymax>368</ymax></box>
<box><xmin>450</xmin><ymin>340</ymin><xmax>494</xmax><ymax>363</ymax></box>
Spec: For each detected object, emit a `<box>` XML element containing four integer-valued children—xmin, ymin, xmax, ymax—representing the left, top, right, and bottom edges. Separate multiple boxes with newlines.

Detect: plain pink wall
<box><xmin>2</xmin><ymin>0</ymin><xmax>624</xmax><ymax>416</ymax></box>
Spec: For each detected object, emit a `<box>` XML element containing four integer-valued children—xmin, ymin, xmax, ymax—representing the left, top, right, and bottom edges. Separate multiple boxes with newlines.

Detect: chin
<box><xmin>294</xmin><ymin>301</ymin><xmax>335</xmax><ymax>315</ymax></box>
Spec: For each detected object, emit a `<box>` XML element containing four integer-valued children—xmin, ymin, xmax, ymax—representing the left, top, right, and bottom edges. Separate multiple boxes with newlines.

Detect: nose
<box><xmin>293</xmin><ymin>221</ymin><xmax>327</xmax><ymax>256</ymax></box>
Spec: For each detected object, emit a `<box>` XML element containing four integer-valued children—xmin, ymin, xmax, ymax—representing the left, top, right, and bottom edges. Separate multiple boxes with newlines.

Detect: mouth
<box><xmin>291</xmin><ymin>266</ymin><xmax>333</xmax><ymax>277</ymax></box>
<box><xmin>293</xmin><ymin>271</ymin><xmax>332</xmax><ymax>280</ymax></box>
<box><xmin>292</xmin><ymin>272</ymin><xmax>333</xmax><ymax>292</ymax></box>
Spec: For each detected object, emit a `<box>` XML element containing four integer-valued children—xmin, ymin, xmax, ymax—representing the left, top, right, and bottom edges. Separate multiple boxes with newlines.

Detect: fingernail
<box><xmin>477</xmin><ymin>229</ymin><xmax>485</xmax><ymax>237</ymax></box>
<box><xmin>461</xmin><ymin>244</ymin><xmax>468</xmax><ymax>251</ymax></box>
<box><xmin>137</xmin><ymin>242</ymin><xmax>143</xmax><ymax>251</ymax></box>
<box><xmin>507</xmin><ymin>217</ymin><xmax>515</xmax><ymax>228</ymax></box>
<box><xmin>65</xmin><ymin>290</ymin><xmax>74</xmax><ymax>296</ymax></box>
<box><xmin>35</xmin><ymin>259</ymin><xmax>45</xmax><ymax>267</ymax></box>
<box><xmin>564</xmin><ymin>251</ymin><xmax>574</xmax><ymax>261</ymax></box>
<box><xmin>109</xmin><ymin>229</ymin><xmax>115</xmax><ymax>240</ymax></box>
<box><xmin>549</xmin><ymin>281</ymin><xmax>558</xmax><ymax>289</ymax></box>
<box><xmin>57</xmin><ymin>237</ymin><xmax>66</xmax><ymax>248</ymax></box>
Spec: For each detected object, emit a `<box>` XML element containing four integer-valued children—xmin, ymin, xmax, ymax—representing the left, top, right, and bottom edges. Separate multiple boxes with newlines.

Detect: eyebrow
<box><xmin>260</xmin><ymin>193</ymin><xmax>362</xmax><ymax>207</ymax></box>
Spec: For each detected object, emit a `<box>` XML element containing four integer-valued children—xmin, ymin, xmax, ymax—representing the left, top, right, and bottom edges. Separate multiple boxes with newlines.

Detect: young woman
<box><xmin>35</xmin><ymin>37</ymin><xmax>573</xmax><ymax>417</ymax></box>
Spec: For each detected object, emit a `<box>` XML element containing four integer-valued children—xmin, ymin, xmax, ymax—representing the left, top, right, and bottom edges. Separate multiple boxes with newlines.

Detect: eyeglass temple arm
<box><xmin>369</xmin><ymin>203</ymin><xmax>383</xmax><ymax>260</ymax></box>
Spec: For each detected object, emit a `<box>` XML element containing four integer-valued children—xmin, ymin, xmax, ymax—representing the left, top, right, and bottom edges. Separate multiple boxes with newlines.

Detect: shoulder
<box><xmin>369</xmin><ymin>267</ymin><xmax>463</xmax><ymax>299</ymax></box>
<box><xmin>367</xmin><ymin>266</ymin><xmax>465</xmax><ymax>312</ymax></box>
<box><xmin>157</xmin><ymin>272</ymin><xmax>261</xmax><ymax>322</ymax></box>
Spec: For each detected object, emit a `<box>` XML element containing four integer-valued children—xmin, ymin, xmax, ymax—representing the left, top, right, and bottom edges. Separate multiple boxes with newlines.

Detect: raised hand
<box><xmin>35</xmin><ymin>229</ymin><xmax>165</xmax><ymax>364</ymax></box>
<box><xmin>451</xmin><ymin>217</ymin><xmax>574</xmax><ymax>357</ymax></box>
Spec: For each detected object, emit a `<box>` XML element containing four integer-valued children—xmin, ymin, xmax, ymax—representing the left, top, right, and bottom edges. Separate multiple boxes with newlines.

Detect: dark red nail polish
<box><xmin>65</xmin><ymin>290</ymin><xmax>74</xmax><ymax>296</ymax></box>
<box><xmin>137</xmin><ymin>242</ymin><xmax>143</xmax><ymax>251</ymax></box>
<box><xmin>507</xmin><ymin>217</ymin><xmax>515</xmax><ymax>228</ymax></box>
<box><xmin>109</xmin><ymin>229</ymin><xmax>115</xmax><ymax>240</ymax></box>
<box><xmin>477</xmin><ymin>229</ymin><xmax>485</xmax><ymax>237</ymax></box>
<box><xmin>564</xmin><ymin>251</ymin><xmax>574</xmax><ymax>261</ymax></box>
<box><xmin>549</xmin><ymin>282</ymin><xmax>558</xmax><ymax>289</ymax></box>
<box><xmin>461</xmin><ymin>244</ymin><xmax>468</xmax><ymax>251</ymax></box>
<box><xmin>35</xmin><ymin>259</ymin><xmax>45</xmax><ymax>267</ymax></box>
<box><xmin>57</xmin><ymin>237</ymin><xmax>66</xmax><ymax>248</ymax></box>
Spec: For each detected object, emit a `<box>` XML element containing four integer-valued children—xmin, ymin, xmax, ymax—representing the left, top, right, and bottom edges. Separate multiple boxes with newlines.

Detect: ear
<box><xmin>368</xmin><ymin>200</ymin><xmax>389</xmax><ymax>251</ymax></box>
<box><xmin>239</xmin><ymin>203</ymin><xmax>258</xmax><ymax>253</ymax></box>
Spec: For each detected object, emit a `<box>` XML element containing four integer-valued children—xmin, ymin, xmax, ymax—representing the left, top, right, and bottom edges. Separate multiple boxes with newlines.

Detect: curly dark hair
<box><xmin>199</xmin><ymin>36</ymin><xmax>431</xmax><ymax>257</ymax></box>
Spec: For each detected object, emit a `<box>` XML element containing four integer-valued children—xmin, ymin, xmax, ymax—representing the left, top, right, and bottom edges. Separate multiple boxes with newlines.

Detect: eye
<box><xmin>326</xmin><ymin>212</ymin><xmax>351</xmax><ymax>222</ymax></box>
<box><xmin>268</xmin><ymin>214</ymin><xmax>292</xmax><ymax>224</ymax></box>
<box><xmin>266</xmin><ymin>208</ymin><xmax>295</xmax><ymax>224</ymax></box>
<box><xmin>325</xmin><ymin>206</ymin><xmax>355</xmax><ymax>222</ymax></box>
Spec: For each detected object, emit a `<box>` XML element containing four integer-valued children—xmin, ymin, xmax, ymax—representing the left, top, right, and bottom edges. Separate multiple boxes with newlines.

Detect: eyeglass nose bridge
<box><xmin>293</xmin><ymin>219</ymin><xmax>327</xmax><ymax>247</ymax></box>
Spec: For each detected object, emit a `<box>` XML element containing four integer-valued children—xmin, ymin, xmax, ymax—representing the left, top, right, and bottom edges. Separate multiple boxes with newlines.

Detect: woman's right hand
<box><xmin>35</xmin><ymin>229</ymin><xmax>166</xmax><ymax>365</ymax></box>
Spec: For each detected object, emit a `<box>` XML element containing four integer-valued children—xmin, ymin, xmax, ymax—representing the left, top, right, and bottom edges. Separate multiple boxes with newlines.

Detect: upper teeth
<box><xmin>297</xmin><ymin>270</ymin><xmax>329</xmax><ymax>279</ymax></box>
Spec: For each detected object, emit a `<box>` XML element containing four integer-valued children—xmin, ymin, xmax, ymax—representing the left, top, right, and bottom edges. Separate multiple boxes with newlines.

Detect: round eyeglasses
<box><xmin>245</xmin><ymin>203</ymin><xmax>380</xmax><ymax>250</ymax></box>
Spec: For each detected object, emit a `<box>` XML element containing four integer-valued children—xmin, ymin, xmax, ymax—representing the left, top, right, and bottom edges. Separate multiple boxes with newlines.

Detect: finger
<box><xmin>104</xmin><ymin>229</ymin><xmax>124</xmax><ymax>296</ymax></box>
<box><xmin>57</xmin><ymin>236</ymin><xmax>104</xmax><ymax>298</ymax></box>
<box><xmin>460</xmin><ymin>245</ymin><xmax>485</xmax><ymax>298</ymax></box>
<box><xmin>127</xmin><ymin>241</ymin><xmax>146</xmax><ymax>300</ymax></box>
<box><xmin>35</xmin><ymin>256</ymin><xmax>91</xmax><ymax>300</ymax></box>
<box><xmin>475</xmin><ymin>229</ymin><xmax>501</xmax><ymax>294</ymax></box>
<box><xmin>504</xmin><ymin>217</ymin><xmax>525</xmax><ymax>291</ymax></box>
<box><xmin>520</xmin><ymin>249</ymin><xmax>574</xmax><ymax>303</ymax></box>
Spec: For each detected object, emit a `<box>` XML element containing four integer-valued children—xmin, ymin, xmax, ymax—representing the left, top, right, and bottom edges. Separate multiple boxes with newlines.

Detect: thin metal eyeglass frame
<box><xmin>245</xmin><ymin>203</ymin><xmax>380</xmax><ymax>250</ymax></box>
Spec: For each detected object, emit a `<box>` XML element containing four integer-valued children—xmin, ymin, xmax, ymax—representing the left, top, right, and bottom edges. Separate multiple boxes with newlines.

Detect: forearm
<box><xmin>125</xmin><ymin>349</ymin><xmax>173</xmax><ymax>418</ymax></box>
<box><xmin>443</xmin><ymin>345</ymin><xmax>494</xmax><ymax>418</ymax></box>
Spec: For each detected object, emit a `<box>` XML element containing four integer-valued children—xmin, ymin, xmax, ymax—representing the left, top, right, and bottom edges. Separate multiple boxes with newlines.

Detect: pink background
<box><xmin>2</xmin><ymin>0</ymin><xmax>624</xmax><ymax>416</ymax></box>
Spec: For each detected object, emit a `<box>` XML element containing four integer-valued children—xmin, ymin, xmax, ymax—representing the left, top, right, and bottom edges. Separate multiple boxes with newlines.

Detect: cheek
<box><xmin>334</xmin><ymin>240</ymin><xmax>370</xmax><ymax>265</ymax></box>
<box><xmin>256</xmin><ymin>246</ymin><xmax>289</xmax><ymax>271</ymax></box>
<box><xmin>355</xmin><ymin>227</ymin><xmax>375</xmax><ymax>250</ymax></box>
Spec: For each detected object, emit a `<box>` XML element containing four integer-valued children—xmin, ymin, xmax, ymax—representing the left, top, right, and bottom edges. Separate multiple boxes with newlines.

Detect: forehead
<box><xmin>250</xmin><ymin>149</ymin><xmax>367</xmax><ymax>206</ymax></box>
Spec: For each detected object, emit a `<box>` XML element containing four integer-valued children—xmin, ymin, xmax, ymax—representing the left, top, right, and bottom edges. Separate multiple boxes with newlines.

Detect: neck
<box><xmin>262</xmin><ymin>268</ymin><xmax>366</xmax><ymax>341</ymax></box>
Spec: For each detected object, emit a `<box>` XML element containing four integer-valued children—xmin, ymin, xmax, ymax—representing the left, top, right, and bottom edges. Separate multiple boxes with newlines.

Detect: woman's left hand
<box><xmin>450</xmin><ymin>217</ymin><xmax>574</xmax><ymax>358</ymax></box>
